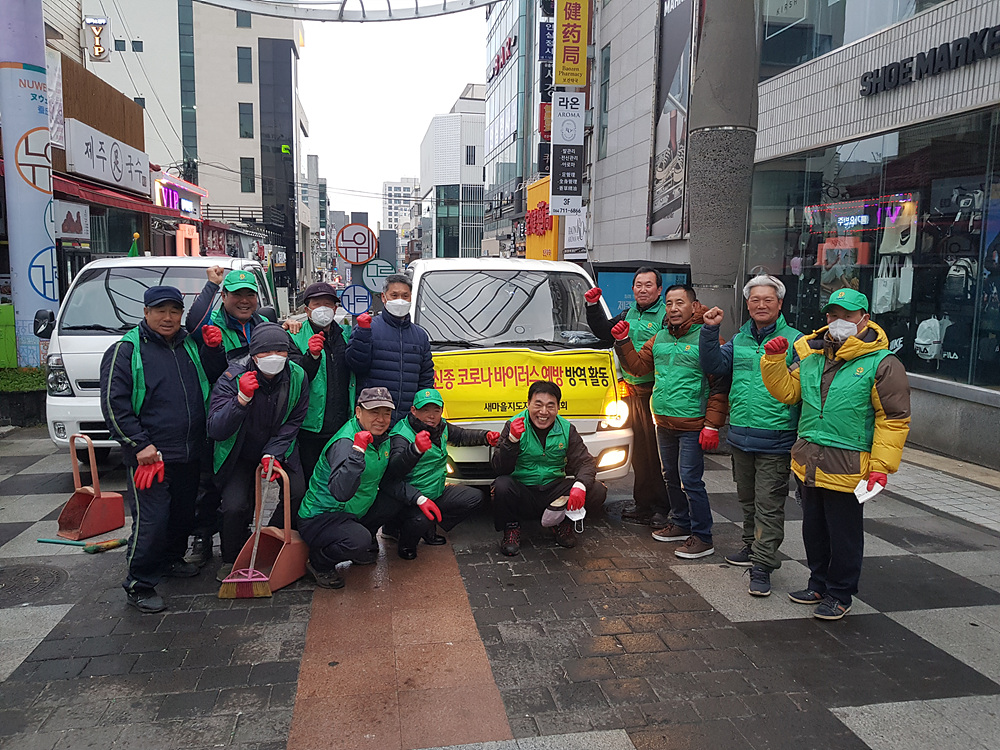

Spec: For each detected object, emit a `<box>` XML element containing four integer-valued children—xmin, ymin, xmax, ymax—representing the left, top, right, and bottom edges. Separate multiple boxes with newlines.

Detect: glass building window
<box><xmin>131</xmin><ymin>40</ymin><xmax>143</xmax><ymax>52</ymax></box>
<box><xmin>598</xmin><ymin>44</ymin><xmax>611</xmax><ymax>160</ymax></box>
<box><xmin>240</xmin><ymin>157</ymin><xmax>256</xmax><ymax>193</ymax></box>
<box><xmin>238</xmin><ymin>102</ymin><xmax>254</xmax><ymax>138</ymax></box>
<box><xmin>237</xmin><ymin>47</ymin><xmax>253</xmax><ymax>83</ymax></box>
<box><xmin>466</xmin><ymin>145</ymin><xmax>476</xmax><ymax>165</ymax></box>
<box><xmin>114</xmin><ymin>39</ymin><xmax>126</xmax><ymax>51</ymax></box>
<box><xmin>236</xmin><ymin>10</ymin><xmax>252</xmax><ymax>27</ymax></box>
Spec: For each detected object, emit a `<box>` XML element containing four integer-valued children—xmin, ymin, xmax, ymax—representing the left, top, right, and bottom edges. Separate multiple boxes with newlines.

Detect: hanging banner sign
<box><xmin>550</xmin><ymin>91</ymin><xmax>585</xmax><ymax>216</ymax></box>
<box><xmin>65</xmin><ymin>119</ymin><xmax>150</xmax><ymax>196</ymax></box>
<box><xmin>540</xmin><ymin>22</ymin><xmax>554</xmax><ymax>61</ymax></box>
<box><xmin>554</xmin><ymin>0</ymin><xmax>589</xmax><ymax>86</ymax></box>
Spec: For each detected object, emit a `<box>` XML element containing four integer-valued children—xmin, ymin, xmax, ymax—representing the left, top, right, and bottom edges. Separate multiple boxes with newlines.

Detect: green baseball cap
<box><xmin>412</xmin><ymin>388</ymin><xmax>444</xmax><ymax>409</ymax></box>
<box><xmin>822</xmin><ymin>288</ymin><xmax>869</xmax><ymax>313</ymax></box>
<box><xmin>222</xmin><ymin>269</ymin><xmax>258</xmax><ymax>293</ymax></box>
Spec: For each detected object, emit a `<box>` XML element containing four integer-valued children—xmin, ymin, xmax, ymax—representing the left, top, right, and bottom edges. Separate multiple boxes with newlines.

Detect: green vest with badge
<box><xmin>212</xmin><ymin>361</ymin><xmax>306</xmax><ymax>472</ymax></box>
<box><xmin>121</xmin><ymin>326</ymin><xmax>210</xmax><ymax>416</ymax></box>
<box><xmin>650</xmin><ymin>326</ymin><xmax>708</xmax><ymax>418</ymax></box>
<box><xmin>289</xmin><ymin>319</ymin><xmax>355</xmax><ymax>433</ymax></box>
<box><xmin>729</xmin><ymin>315</ymin><xmax>802</xmax><ymax>431</ymax></box>
<box><xmin>510</xmin><ymin>409</ymin><xmax>571</xmax><ymax>486</ymax></box>
<box><xmin>796</xmin><ymin>349</ymin><xmax>891</xmax><ymax>452</ymax></box>
<box><xmin>622</xmin><ymin>298</ymin><xmax>665</xmax><ymax>386</ymax></box>
<box><xmin>391</xmin><ymin>419</ymin><xmax>449</xmax><ymax>500</ymax></box>
<box><xmin>210</xmin><ymin>308</ymin><xmax>249</xmax><ymax>354</ymax></box>
<box><xmin>299</xmin><ymin>416</ymin><xmax>391</xmax><ymax>519</ymax></box>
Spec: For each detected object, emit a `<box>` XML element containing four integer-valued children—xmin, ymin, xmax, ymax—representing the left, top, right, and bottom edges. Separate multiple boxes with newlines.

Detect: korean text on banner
<box><xmin>554</xmin><ymin>0</ymin><xmax>589</xmax><ymax>87</ymax></box>
<box><xmin>433</xmin><ymin>348</ymin><xmax>618</xmax><ymax>422</ymax></box>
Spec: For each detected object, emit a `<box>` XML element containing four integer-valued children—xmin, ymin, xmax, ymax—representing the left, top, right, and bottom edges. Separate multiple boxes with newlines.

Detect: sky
<box><xmin>297</xmin><ymin>9</ymin><xmax>487</xmax><ymax>223</ymax></box>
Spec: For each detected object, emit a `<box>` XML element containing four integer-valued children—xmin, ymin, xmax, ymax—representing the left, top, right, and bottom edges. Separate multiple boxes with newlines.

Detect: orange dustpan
<box><xmin>231</xmin><ymin>463</ymin><xmax>308</xmax><ymax>593</ymax></box>
<box><xmin>57</xmin><ymin>435</ymin><xmax>125</xmax><ymax>541</ymax></box>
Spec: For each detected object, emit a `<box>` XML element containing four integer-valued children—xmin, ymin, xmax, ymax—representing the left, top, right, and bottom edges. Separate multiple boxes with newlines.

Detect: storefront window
<box><xmin>748</xmin><ymin>107</ymin><xmax>1000</xmax><ymax>389</ymax></box>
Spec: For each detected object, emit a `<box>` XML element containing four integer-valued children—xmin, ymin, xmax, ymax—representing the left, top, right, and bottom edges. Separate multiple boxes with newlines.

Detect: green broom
<box><xmin>218</xmin><ymin>461</ymin><xmax>273</xmax><ymax>599</ymax></box>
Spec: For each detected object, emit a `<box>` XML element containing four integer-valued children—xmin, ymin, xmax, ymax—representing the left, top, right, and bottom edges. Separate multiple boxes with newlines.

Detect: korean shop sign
<box><xmin>65</xmin><ymin>119</ymin><xmax>150</xmax><ymax>196</ymax></box>
<box><xmin>555</xmin><ymin>0</ymin><xmax>589</xmax><ymax>86</ymax></box>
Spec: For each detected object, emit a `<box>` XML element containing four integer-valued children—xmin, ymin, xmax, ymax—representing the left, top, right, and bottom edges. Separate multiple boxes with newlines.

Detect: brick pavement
<box><xmin>3</xmin><ymin>426</ymin><xmax>1000</xmax><ymax>749</ymax></box>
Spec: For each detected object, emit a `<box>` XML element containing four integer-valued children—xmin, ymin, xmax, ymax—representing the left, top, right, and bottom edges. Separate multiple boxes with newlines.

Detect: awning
<box><xmin>53</xmin><ymin>175</ymin><xmax>183</xmax><ymax>219</ymax></box>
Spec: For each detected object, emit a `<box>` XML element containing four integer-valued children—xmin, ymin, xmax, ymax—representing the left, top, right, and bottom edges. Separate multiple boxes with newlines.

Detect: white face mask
<box><xmin>255</xmin><ymin>354</ymin><xmax>287</xmax><ymax>375</ymax></box>
<box><xmin>310</xmin><ymin>306</ymin><xmax>335</xmax><ymax>328</ymax></box>
<box><xmin>565</xmin><ymin>506</ymin><xmax>586</xmax><ymax>533</ymax></box>
<box><xmin>334</xmin><ymin>307</ymin><xmax>348</xmax><ymax>324</ymax></box>
<box><xmin>384</xmin><ymin>299</ymin><xmax>411</xmax><ymax>318</ymax></box>
<box><xmin>828</xmin><ymin>318</ymin><xmax>861</xmax><ymax>342</ymax></box>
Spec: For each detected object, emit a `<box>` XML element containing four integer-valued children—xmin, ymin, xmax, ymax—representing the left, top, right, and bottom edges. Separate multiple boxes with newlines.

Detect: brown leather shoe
<box><xmin>651</xmin><ymin>524</ymin><xmax>691</xmax><ymax>542</ymax></box>
<box><xmin>675</xmin><ymin>536</ymin><xmax>715</xmax><ymax>559</ymax></box>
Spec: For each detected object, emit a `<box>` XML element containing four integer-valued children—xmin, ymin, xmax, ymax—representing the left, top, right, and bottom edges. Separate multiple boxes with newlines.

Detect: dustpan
<box><xmin>231</xmin><ymin>463</ymin><xmax>307</xmax><ymax>592</ymax></box>
<box><xmin>57</xmin><ymin>435</ymin><xmax>125</xmax><ymax>541</ymax></box>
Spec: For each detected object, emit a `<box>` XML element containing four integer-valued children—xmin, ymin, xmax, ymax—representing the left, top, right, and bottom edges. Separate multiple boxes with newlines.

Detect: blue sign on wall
<box><xmin>539</xmin><ymin>22</ymin><xmax>554</xmax><ymax>61</ymax></box>
<box><xmin>595</xmin><ymin>270</ymin><xmax>688</xmax><ymax>316</ymax></box>
<box><xmin>341</xmin><ymin>284</ymin><xmax>372</xmax><ymax>316</ymax></box>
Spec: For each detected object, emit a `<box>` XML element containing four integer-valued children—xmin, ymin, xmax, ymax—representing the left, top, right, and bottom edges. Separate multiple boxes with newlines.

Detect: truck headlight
<box><xmin>599</xmin><ymin>399</ymin><xmax>629</xmax><ymax>430</ymax></box>
<box><xmin>46</xmin><ymin>355</ymin><xmax>73</xmax><ymax>397</ymax></box>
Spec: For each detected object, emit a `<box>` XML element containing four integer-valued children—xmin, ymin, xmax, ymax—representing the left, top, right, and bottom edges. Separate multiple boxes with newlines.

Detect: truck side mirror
<box><xmin>34</xmin><ymin>309</ymin><xmax>55</xmax><ymax>339</ymax></box>
<box><xmin>257</xmin><ymin>305</ymin><xmax>277</xmax><ymax>323</ymax></box>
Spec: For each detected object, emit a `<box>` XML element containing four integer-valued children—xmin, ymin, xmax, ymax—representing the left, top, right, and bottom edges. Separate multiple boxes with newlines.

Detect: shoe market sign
<box><xmin>859</xmin><ymin>22</ymin><xmax>1000</xmax><ymax>97</ymax></box>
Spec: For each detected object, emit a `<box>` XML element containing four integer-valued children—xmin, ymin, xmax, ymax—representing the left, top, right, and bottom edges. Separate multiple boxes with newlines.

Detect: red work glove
<box><xmin>699</xmin><ymin>427</ymin><xmax>719</xmax><ymax>451</ymax></box>
<box><xmin>584</xmin><ymin>287</ymin><xmax>602</xmax><ymax>304</ymax></box>
<box><xmin>486</xmin><ymin>431</ymin><xmax>500</xmax><ymax>447</ymax></box>
<box><xmin>261</xmin><ymin>455</ymin><xmax>282</xmax><ymax>481</ymax></box>
<box><xmin>202</xmin><ymin>325</ymin><xmax>223</xmax><ymax>349</ymax></box>
<box><xmin>611</xmin><ymin>321</ymin><xmax>630</xmax><ymax>341</ymax></box>
<box><xmin>414</xmin><ymin>430</ymin><xmax>432</xmax><ymax>454</ymax></box>
<box><xmin>509</xmin><ymin>417</ymin><xmax>526</xmax><ymax>442</ymax></box>
<box><xmin>764</xmin><ymin>336</ymin><xmax>789</xmax><ymax>356</ymax></box>
<box><xmin>867</xmin><ymin>472</ymin><xmax>888</xmax><ymax>492</ymax></box>
<box><xmin>568</xmin><ymin>484</ymin><xmax>586</xmax><ymax>511</ymax></box>
<box><xmin>353</xmin><ymin>431</ymin><xmax>373</xmax><ymax>451</ymax></box>
<box><xmin>238</xmin><ymin>371</ymin><xmax>259</xmax><ymax>402</ymax></box>
<box><xmin>357</xmin><ymin>313</ymin><xmax>372</xmax><ymax>329</ymax></box>
<box><xmin>307</xmin><ymin>331</ymin><xmax>325</xmax><ymax>357</ymax></box>
<box><xmin>133</xmin><ymin>461</ymin><xmax>165</xmax><ymax>491</ymax></box>
<box><xmin>417</xmin><ymin>496</ymin><xmax>443</xmax><ymax>523</ymax></box>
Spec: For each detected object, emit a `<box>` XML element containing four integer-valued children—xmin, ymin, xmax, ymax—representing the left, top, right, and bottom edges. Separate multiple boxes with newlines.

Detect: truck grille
<box><xmin>451</xmin><ymin>462</ymin><xmax>494</xmax><ymax>480</ymax></box>
<box><xmin>79</xmin><ymin>422</ymin><xmax>111</xmax><ymax>441</ymax></box>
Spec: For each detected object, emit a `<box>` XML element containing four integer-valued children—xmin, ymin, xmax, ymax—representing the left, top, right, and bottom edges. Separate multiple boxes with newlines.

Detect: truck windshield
<box><xmin>414</xmin><ymin>269</ymin><xmax>601</xmax><ymax>348</ymax></box>
<box><xmin>58</xmin><ymin>266</ymin><xmax>213</xmax><ymax>334</ymax></box>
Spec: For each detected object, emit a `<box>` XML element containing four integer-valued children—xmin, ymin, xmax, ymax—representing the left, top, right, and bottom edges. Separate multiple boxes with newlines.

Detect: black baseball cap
<box><xmin>303</xmin><ymin>282</ymin><xmax>340</xmax><ymax>304</ymax></box>
<box><xmin>144</xmin><ymin>286</ymin><xmax>184</xmax><ymax>308</ymax></box>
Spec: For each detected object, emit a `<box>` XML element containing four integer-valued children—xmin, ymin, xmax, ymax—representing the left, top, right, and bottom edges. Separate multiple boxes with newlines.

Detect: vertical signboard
<box><xmin>648</xmin><ymin>0</ymin><xmax>695</xmax><ymax>240</ymax></box>
<box><xmin>554</xmin><ymin>0</ymin><xmax>588</xmax><ymax>87</ymax></box>
<box><xmin>526</xmin><ymin>178</ymin><xmax>560</xmax><ymax>261</ymax></box>
<box><xmin>0</xmin><ymin>0</ymin><xmax>57</xmax><ymax>366</ymax></box>
<box><xmin>550</xmin><ymin>91</ymin><xmax>585</xmax><ymax>216</ymax></box>
<box><xmin>539</xmin><ymin>22</ymin><xmax>554</xmax><ymax>62</ymax></box>
<box><xmin>44</xmin><ymin>47</ymin><xmax>64</xmax><ymax>147</ymax></box>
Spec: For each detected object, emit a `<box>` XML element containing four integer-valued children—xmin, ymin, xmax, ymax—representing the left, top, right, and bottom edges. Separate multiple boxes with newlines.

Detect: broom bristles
<box><xmin>218</xmin><ymin>568</ymin><xmax>272</xmax><ymax>599</ymax></box>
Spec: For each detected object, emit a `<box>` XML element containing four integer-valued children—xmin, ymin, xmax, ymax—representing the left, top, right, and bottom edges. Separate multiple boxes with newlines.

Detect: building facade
<box><xmin>382</xmin><ymin>178</ymin><xmax>418</xmax><ymax>235</ymax></box>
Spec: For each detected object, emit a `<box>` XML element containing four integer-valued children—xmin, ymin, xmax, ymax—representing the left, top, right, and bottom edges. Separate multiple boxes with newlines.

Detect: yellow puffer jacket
<box><xmin>760</xmin><ymin>321</ymin><xmax>911</xmax><ymax>494</ymax></box>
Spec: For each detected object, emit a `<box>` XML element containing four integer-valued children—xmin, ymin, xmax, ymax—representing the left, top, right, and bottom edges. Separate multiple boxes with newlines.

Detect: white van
<box><xmin>34</xmin><ymin>256</ymin><xmax>273</xmax><ymax>454</ymax></box>
<box><xmin>409</xmin><ymin>258</ymin><xmax>633</xmax><ymax>483</ymax></box>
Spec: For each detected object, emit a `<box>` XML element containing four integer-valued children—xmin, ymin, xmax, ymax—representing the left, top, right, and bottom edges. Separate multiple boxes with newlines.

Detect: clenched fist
<box><xmin>238</xmin><ymin>371</ymin><xmax>259</xmax><ymax>402</ymax></box>
<box><xmin>702</xmin><ymin>307</ymin><xmax>724</xmax><ymax>327</ymax></box>
<box><xmin>584</xmin><ymin>287</ymin><xmax>602</xmax><ymax>304</ymax></box>
<box><xmin>486</xmin><ymin>431</ymin><xmax>500</xmax><ymax>447</ymax></box>
<box><xmin>414</xmin><ymin>430</ymin><xmax>432</xmax><ymax>454</ymax></box>
<box><xmin>764</xmin><ymin>336</ymin><xmax>789</xmax><ymax>356</ymax></box>
<box><xmin>568</xmin><ymin>485</ymin><xmax>586</xmax><ymax>511</ymax></box>
<box><xmin>611</xmin><ymin>321</ymin><xmax>630</xmax><ymax>341</ymax></box>
<box><xmin>202</xmin><ymin>325</ymin><xmax>223</xmax><ymax>348</ymax></box>
<box><xmin>207</xmin><ymin>265</ymin><xmax>226</xmax><ymax>285</ymax></box>
<box><xmin>308</xmin><ymin>331</ymin><xmax>325</xmax><ymax>357</ymax></box>
<box><xmin>356</xmin><ymin>313</ymin><xmax>372</xmax><ymax>329</ymax></box>
<box><xmin>353</xmin><ymin>431</ymin><xmax>373</xmax><ymax>451</ymax></box>
<box><xmin>509</xmin><ymin>417</ymin><xmax>526</xmax><ymax>442</ymax></box>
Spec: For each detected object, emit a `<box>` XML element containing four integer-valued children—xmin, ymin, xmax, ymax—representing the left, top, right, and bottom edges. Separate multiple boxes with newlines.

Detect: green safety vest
<box><xmin>729</xmin><ymin>315</ymin><xmax>802</xmax><ymax>431</ymax></box>
<box><xmin>797</xmin><ymin>348</ymin><xmax>891</xmax><ymax>452</ymax></box>
<box><xmin>121</xmin><ymin>326</ymin><xmax>210</xmax><ymax>416</ymax></box>
<box><xmin>622</xmin><ymin>298</ymin><xmax>665</xmax><ymax>386</ymax></box>
<box><xmin>510</xmin><ymin>410</ymin><xmax>571</xmax><ymax>487</ymax></box>
<box><xmin>298</xmin><ymin>416</ymin><xmax>391</xmax><ymax>519</ymax></box>
<box><xmin>213</xmin><ymin>361</ymin><xmax>306</xmax><ymax>473</ymax></box>
<box><xmin>650</xmin><ymin>325</ymin><xmax>708</xmax><ymax>418</ymax></box>
<box><xmin>211</xmin><ymin>308</ymin><xmax>249</xmax><ymax>354</ymax></box>
<box><xmin>391</xmin><ymin>419</ymin><xmax>449</xmax><ymax>500</ymax></box>
<box><xmin>289</xmin><ymin>319</ymin><xmax>355</xmax><ymax>434</ymax></box>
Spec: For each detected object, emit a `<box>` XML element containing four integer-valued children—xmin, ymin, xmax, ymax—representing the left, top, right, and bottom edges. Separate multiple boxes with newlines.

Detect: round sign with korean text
<box><xmin>362</xmin><ymin>259</ymin><xmax>396</xmax><ymax>293</ymax></box>
<box><xmin>335</xmin><ymin>223</ymin><xmax>378</xmax><ymax>265</ymax></box>
<box><xmin>340</xmin><ymin>284</ymin><xmax>373</xmax><ymax>316</ymax></box>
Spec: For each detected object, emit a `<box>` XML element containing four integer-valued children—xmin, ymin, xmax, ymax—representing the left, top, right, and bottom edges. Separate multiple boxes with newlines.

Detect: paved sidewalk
<box><xmin>2</xmin><ymin>426</ymin><xmax>1000</xmax><ymax>750</ymax></box>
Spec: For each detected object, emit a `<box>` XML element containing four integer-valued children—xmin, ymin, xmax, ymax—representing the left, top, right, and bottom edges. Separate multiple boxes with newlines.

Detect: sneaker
<box><xmin>306</xmin><ymin>561</ymin><xmax>345</xmax><ymax>590</ymax></box>
<box><xmin>553</xmin><ymin>518</ymin><xmax>577</xmax><ymax>548</ymax></box>
<box><xmin>724</xmin><ymin>545</ymin><xmax>753</xmax><ymax>567</ymax></box>
<box><xmin>787</xmin><ymin>588</ymin><xmax>824</xmax><ymax>605</ymax></box>
<box><xmin>649</xmin><ymin>512</ymin><xmax>672</xmax><ymax>528</ymax></box>
<box><xmin>500</xmin><ymin>524</ymin><xmax>521</xmax><ymax>556</ymax></box>
<box><xmin>652</xmin><ymin>524</ymin><xmax>691</xmax><ymax>542</ymax></box>
<box><xmin>747</xmin><ymin>565</ymin><xmax>771</xmax><ymax>597</ymax></box>
<box><xmin>674</xmin><ymin>536</ymin><xmax>715</xmax><ymax>559</ymax></box>
<box><xmin>215</xmin><ymin>562</ymin><xmax>234</xmax><ymax>583</ymax></box>
<box><xmin>185</xmin><ymin>536</ymin><xmax>213</xmax><ymax>567</ymax></box>
<box><xmin>813</xmin><ymin>595</ymin><xmax>851</xmax><ymax>621</ymax></box>
<box><xmin>621</xmin><ymin>506</ymin><xmax>653</xmax><ymax>525</ymax></box>
<box><xmin>164</xmin><ymin>560</ymin><xmax>200</xmax><ymax>578</ymax></box>
<box><xmin>126</xmin><ymin>588</ymin><xmax>166</xmax><ymax>614</ymax></box>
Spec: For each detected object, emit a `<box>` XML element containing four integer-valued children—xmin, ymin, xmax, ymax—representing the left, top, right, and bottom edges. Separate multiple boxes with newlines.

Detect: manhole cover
<box><xmin>0</xmin><ymin>565</ymin><xmax>68</xmax><ymax>606</ymax></box>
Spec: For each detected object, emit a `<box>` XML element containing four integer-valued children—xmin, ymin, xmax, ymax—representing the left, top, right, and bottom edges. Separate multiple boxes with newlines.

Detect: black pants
<box><xmin>627</xmin><ymin>384</ymin><xmax>670</xmax><ymax>515</ymax></box>
<box><xmin>217</xmin><ymin>457</ymin><xmax>306</xmax><ymax>563</ymax></box>
<box><xmin>491</xmin><ymin>475</ymin><xmax>608</xmax><ymax>531</ymax></box>
<box><xmin>434</xmin><ymin>484</ymin><xmax>485</xmax><ymax>532</ymax></box>
<box><xmin>190</xmin><ymin>462</ymin><xmax>221</xmax><ymax>541</ymax></box>
<box><xmin>801</xmin><ymin>484</ymin><xmax>865</xmax><ymax>607</ymax></box>
<box><xmin>123</xmin><ymin>460</ymin><xmax>200</xmax><ymax>593</ymax></box>
<box><xmin>298</xmin><ymin>430</ymin><xmax>333</xmax><ymax>486</ymax></box>
<box><xmin>298</xmin><ymin>489</ymin><xmax>430</xmax><ymax>572</ymax></box>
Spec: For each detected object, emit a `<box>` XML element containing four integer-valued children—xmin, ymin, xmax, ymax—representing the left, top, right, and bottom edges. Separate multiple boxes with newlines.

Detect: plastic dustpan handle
<box><xmin>69</xmin><ymin>434</ymin><xmax>101</xmax><ymax>496</ymax></box>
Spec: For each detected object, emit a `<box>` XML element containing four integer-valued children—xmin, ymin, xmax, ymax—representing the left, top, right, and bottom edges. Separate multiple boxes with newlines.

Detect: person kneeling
<box><xmin>491</xmin><ymin>381</ymin><xmax>607</xmax><ymax>556</ymax></box>
<box><xmin>297</xmin><ymin>388</ymin><xmax>439</xmax><ymax>588</ymax></box>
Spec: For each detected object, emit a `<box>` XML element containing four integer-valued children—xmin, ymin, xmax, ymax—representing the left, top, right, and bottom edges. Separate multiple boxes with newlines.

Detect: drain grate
<box><xmin>0</xmin><ymin>565</ymin><xmax>68</xmax><ymax>606</ymax></box>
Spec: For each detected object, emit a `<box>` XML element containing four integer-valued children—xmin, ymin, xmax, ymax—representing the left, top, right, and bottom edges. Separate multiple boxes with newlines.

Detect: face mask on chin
<box><xmin>255</xmin><ymin>354</ymin><xmax>287</xmax><ymax>375</ymax></box>
<box><xmin>384</xmin><ymin>299</ymin><xmax>411</xmax><ymax>318</ymax></box>
<box><xmin>310</xmin><ymin>306</ymin><xmax>335</xmax><ymax>328</ymax></box>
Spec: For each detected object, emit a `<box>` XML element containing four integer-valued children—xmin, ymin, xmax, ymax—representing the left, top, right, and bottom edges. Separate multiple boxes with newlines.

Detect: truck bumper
<box><xmin>46</xmin><ymin>396</ymin><xmax>119</xmax><ymax>450</ymax></box>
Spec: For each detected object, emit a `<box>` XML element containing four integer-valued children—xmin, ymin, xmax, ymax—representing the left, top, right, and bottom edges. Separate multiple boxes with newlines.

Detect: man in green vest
<box><xmin>491</xmin><ymin>381</ymin><xmax>608</xmax><ymax>556</ymax></box>
<box><xmin>586</xmin><ymin>268</ymin><xmax>671</xmax><ymax>526</ymax></box>
<box><xmin>289</xmin><ymin>282</ymin><xmax>354</xmax><ymax>480</ymax></box>
<box><xmin>206</xmin><ymin>323</ymin><xmax>310</xmax><ymax>582</ymax></box>
<box><xmin>100</xmin><ymin>286</ymin><xmax>216</xmax><ymax>613</ymax></box>
<box><xmin>614</xmin><ymin>285</ymin><xmax>730</xmax><ymax>560</ymax></box>
<box><xmin>761</xmin><ymin>288</ymin><xmax>910</xmax><ymax>620</ymax></box>
<box><xmin>385</xmin><ymin>387</ymin><xmax>500</xmax><ymax>558</ymax></box>
<box><xmin>700</xmin><ymin>275</ymin><xmax>804</xmax><ymax>597</ymax></box>
<box><xmin>298</xmin><ymin>388</ymin><xmax>436</xmax><ymax>589</ymax></box>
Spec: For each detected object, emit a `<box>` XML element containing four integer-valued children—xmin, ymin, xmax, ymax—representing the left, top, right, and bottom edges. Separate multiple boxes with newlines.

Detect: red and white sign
<box><xmin>487</xmin><ymin>35</ymin><xmax>517</xmax><ymax>83</ymax></box>
<box><xmin>335</xmin><ymin>223</ymin><xmax>378</xmax><ymax>265</ymax></box>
